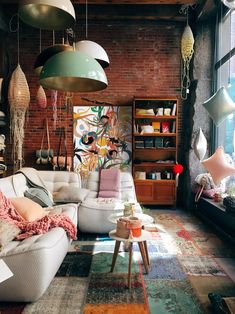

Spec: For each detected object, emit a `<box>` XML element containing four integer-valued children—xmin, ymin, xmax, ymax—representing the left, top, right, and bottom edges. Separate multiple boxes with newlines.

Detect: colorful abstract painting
<box><xmin>73</xmin><ymin>106</ymin><xmax>132</xmax><ymax>177</ymax></box>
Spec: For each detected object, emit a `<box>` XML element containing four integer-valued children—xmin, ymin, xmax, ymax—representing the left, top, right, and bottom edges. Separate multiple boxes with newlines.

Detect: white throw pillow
<box><xmin>53</xmin><ymin>186</ymin><xmax>90</xmax><ymax>203</ymax></box>
<box><xmin>0</xmin><ymin>219</ymin><xmax>21</xmax><ymax>251</ymax></box>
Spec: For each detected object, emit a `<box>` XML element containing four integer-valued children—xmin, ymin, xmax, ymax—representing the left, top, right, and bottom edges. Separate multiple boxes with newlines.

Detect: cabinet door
<box><xmin>153</xmin><ymin>181</ymin><xmax>175</xmax><ymax>204</ymax></box>
<box><xmin>135</xmin><ymin>181</ymin><xmax>153</xmax><ymax>202</ymax></box>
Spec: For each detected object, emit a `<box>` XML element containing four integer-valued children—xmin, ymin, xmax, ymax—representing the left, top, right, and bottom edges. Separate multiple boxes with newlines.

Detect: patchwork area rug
<box><xmin>1</xmin><ymin>211</ymin><xmax>235</xmax><ymax>314</ymax></box>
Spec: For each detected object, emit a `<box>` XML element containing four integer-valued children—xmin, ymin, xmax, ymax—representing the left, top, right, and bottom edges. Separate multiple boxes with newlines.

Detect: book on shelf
<box><xmin>152</xmin><ymin>121</ymin><xmax>161</xmax><ymax>133</ymax></box>
<box><xmin>171</xmin><ymin>121</ymin><xmax>176</xmax><ymax>133</ymax></box>
<box><xmin>162</xmin><ymin>121</ymin><xmax>170</xmax><ymax>133</ymax></box>
<box><xmin>171</xmin><ymin>103</ymin><xmax>177</xmax><ymax>115</ymax></box>
<box><xmin>164</xmin><ymin>108</ymin><xmax>171</xmax><ymax>116</ymax></box>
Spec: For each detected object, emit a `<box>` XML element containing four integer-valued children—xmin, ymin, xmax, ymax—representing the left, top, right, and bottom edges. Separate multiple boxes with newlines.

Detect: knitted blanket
<box><xmin>0</xmin><ymin>191</ymin><xmax>77</xmax><ymax>240</ymax></box>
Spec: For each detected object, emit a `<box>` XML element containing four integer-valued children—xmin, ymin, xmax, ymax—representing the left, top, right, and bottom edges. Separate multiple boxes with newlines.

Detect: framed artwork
<box><xmin>73</xmin><ymin>105</ymin><xmax>132</xmax><ymax>178</ymax></box>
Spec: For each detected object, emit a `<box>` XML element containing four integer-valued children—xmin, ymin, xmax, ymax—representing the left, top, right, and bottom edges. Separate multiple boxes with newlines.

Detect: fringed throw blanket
<box><xmin>0</xmin><ymin>191</ymin><xmax>77</xmax><ymax>240</ymax></box>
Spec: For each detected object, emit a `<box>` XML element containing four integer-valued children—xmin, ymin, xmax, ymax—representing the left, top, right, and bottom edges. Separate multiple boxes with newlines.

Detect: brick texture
<box><xmin>3</xmin><ymin>16</ymin><xmax>184</xmax><ymax>172</ymax></box>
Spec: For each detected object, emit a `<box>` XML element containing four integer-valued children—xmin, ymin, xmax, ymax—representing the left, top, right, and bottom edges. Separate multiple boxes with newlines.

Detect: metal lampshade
<box><xmin>18</xmin><ymin>0</ymin><xmax>76</xmax><ymax>30</ymax></box>
<box><xmin>39</xmin><ymin>51</ymin><xmax>108</xmax><ymax>92</ymax></box>
<box><xmin>34</xmin><ymin>44</ymin><xmax>73</xmax><ymax>75</ymax></box>
<box><xmin>75</xmin><ymin>40</ymin><xmax>110</xmax><ymax>68</ymax></box>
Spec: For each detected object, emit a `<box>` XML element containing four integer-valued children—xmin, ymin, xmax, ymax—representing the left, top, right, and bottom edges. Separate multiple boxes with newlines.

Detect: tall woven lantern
<box><xmin>8</xmin><ymin>64</ymin><xmax>30</xmax><ymax>172</ymax></box>
<box><xmin>181</xmin><ymin>24</ymin><xmax>194</xmax><ymax>100</ymax></box>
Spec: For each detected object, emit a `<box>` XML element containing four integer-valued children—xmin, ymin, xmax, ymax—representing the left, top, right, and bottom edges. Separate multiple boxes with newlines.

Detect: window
<box><xmin>216</xmin><ymin>10</ymin><xmax>235</xmax><ymax>157</ymax></box>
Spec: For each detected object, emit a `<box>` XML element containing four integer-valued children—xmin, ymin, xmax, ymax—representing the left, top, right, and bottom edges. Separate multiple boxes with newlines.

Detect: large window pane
<box><xmin>216</xmin><ymin>11</ymin><xmax>235</xmax><ymax>160</ymax></box>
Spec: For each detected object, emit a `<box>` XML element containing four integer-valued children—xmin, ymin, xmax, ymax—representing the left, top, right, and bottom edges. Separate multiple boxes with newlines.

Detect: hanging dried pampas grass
<box><xmin>36</xmin><ymin>85</ymin><xmax>47</xmax><ymax>109</ymax></box>
<box><xmin>181</xmin><ymin>25</ymin><xmax>194</xmax><ymax>99</ymax></box>
<box><xmin>8</xmin><ymin>64</ymin><xmax>30</xmax><ymax>172</ymax></box>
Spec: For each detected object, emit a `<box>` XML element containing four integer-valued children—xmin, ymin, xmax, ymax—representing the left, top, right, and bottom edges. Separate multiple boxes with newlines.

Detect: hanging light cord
<box><xmin>9</xmin><ymin>13</ymin><xmax>20</xmax><ymax>64</ymax></box>
<box><xmin>17</xmin><ymin>15</ymin><xmax>19</xmax><ymax>64</ymax></box>
<box><xmin>228</xmin><ymin>10</ymin><xmax>232</xmax><ymax>87</ymax></box>
<box><xmin>86</xmin><ymin>0</ymin><xmax>88</xmax><ymax>39</ymax></box>
<box><xmin>39</xmin><ymin>29</ymin><xmax>42</xmax><ymax>53</ymax></box>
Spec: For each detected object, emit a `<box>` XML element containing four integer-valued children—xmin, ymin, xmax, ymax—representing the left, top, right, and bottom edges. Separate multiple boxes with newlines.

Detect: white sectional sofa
<box><xmin>0</xmin><ymin>169</ymin><xmax>81</xmax><ymax>302</ymax></box>
<box><xmin>0</xmin><ymin>168</ymin><xmax>139</xmax><ymax>302</ymax></box>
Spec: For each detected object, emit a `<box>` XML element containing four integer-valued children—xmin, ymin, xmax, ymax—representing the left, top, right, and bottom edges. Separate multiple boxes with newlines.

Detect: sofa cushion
<box><xmin>53</xmin><ymin>186</ymin><xmax>89</xmax><ymax>203</ymax></box>
<box><xmin>0</xmin><ymin>219</ymin><xmax>20</xmax><ymax>251</ymax></box>
<box><xmin>98</xmin><ymin>168</ymin><xmax>120</xmax><ymax>198</ymax></box>
<box><xmin>9</xmin><ymin>197</ymin><xmax>47</xmax><ymax>222</ymax></box>
<box><xmin>24</xmin><ymin>188</ymin><xmax>54</xmax><ymax>207</ymax></box>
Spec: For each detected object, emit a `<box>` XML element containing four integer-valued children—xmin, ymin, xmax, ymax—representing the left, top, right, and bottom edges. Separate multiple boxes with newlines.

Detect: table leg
<box><xmin>128</xmin><ymin>242</ymin><xmax>133</xmax><ymax>289</ymax></box>
<box><xmin>110</xmin><ymin>240</ymin><xmax>121</xmax><ymax>272</ymax></box>
<box><xmin>138</xmin><ymin>242</ymin><xmax>149</xmax><ymax>274</ymax></box>
<box><xmin>144</xmin><ymin>240</ymin><xmax>150</xmax><ymax>266</ymax></box>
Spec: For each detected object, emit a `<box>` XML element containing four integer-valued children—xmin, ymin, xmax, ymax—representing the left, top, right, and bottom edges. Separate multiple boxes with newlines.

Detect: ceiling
<box><xmin>0</xmin><ymin>0</ymin><xmax>217</xmax><ymax>22</ymax></box>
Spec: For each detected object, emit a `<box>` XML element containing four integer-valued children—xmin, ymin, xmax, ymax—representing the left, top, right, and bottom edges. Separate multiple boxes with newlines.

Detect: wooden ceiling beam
<box><xmin>0</xmin><ymin>0</ymin><xmax>198</xmax><ymax>4</ymax></box>
<box><xmin>75</xmin><ymin>4</ymin><xmax>187</xmax><ymax>21</ymax></box>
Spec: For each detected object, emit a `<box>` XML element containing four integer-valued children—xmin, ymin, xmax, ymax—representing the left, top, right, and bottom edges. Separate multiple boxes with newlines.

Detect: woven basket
<box><xmin>116</xmin><ymin>218</ymin><xmax>130</xmax><ymax>239</ymax></box>
<box><xmin>8</xmin><ymin>64</ymin><xmax>30</xmax><ymax>109</ymax></box>
<box><xmin>116</xmin><ymin>217</ymin><xmax>143</xmax><ymax>239</ymax></box>
<box><xmin>36</xmin><ymin>85</ymin><xmax>47</xmax><ymax>109</ymax></box>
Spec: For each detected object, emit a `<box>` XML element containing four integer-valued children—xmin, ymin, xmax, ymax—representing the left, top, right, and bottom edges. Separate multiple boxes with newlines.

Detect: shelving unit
<box><xmin>133</xmin><ymin>97</ymin><xmax>178</xmax><ymax>206</ymax></box>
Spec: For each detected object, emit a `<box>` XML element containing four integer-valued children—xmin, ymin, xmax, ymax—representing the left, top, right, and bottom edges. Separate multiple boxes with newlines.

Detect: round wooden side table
<box><xmin>109</xmin><ymin>229</ymin><xmax>151</xmax><ymax>289</ymax></box>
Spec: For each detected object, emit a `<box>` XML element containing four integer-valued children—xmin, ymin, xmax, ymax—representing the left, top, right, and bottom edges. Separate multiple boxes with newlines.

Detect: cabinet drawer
<box><xmin>135</xmin><ymin>181</ymin><xmax>153</xmax><ymax>202</ymax></box>
<box><xmin>153</xmin><ymin>182</ymin><xmax>175</xmax><ymax>204</ymax></box>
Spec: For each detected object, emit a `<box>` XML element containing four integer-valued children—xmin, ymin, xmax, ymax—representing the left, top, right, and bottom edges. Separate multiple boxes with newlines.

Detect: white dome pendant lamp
<box><xmin>18</xmin><ymin>0</ymin><xmax>76</xmax><ymax>30</ymax></box>
<box><xmin>75</xmin><ymin>0</ymin><xmax>109</xmax><ymax>68</ymax></box>
<box><xmin>39</xmin><ymin>50</ymin><xmax>108</xmax><ymax>92</ymax></box>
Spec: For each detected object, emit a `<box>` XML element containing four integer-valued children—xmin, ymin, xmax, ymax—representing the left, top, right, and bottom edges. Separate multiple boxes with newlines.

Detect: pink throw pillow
<box><xmin>98</xmin><ymin>168</ymin><xmax>120</xmax><ymax>199</ymax></box>
<box><xmin>10</xmin><ymin>197</ymin><xmax>47</xmax><ymax>222</ymax></box>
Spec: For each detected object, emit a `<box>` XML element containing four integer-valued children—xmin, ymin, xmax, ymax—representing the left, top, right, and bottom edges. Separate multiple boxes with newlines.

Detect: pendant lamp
<box><xmin>18</xmin><ymin>0</ymin><xmax>76</xmax><ymax>30</ymax></box>
<box><xmin>34</xmin><ymin>43</ymin><xmax>73</xmax><ymax>75</ymax></box>
<box><xmin>39</xmin><ymin>51</ymin><xmax>108</xmax><ymax>92</ymax></box>
<box><xmin>75</xmin><ymin>0</ymin><xmax>109</xmax><ymax>68</ymax></box>
<box><xmin>75</xmin><ymin>40</ymin><xmax>109</xmax><ymax>68</ymax></box>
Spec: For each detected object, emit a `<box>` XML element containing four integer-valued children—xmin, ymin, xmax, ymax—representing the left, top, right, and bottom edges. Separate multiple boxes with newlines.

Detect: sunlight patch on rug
<box><xmin>22</xmin><ymin>277</ymin><xmax>88</xmax><ymax>314</ymax></box>
<box><xmin>189</xmin><ymin>275</ymin><xmax>235</xmax><ymax>312</ymax></box>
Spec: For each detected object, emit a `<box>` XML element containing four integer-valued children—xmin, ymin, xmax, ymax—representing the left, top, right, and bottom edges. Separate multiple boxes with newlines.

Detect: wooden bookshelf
<box><xmin>133</xmin><ymin>97</ymin><xmax>178</xmax><ymax>206</ymax></box>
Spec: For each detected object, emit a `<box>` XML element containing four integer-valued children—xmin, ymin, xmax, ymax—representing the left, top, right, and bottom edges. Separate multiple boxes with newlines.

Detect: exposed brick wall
<box><xmin>2</xmin><ymin>6</ymin><xmax>184</xmax><ymax>172</ymax></box>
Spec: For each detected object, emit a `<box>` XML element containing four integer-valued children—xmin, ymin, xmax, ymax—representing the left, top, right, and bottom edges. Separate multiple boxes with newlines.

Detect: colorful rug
<box><xmin>1</xmin><ymin>211</ymin><xmax>235</xmax><ymax>314</ymax></box>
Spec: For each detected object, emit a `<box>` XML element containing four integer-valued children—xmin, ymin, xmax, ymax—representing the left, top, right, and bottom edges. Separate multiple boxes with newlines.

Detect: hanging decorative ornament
<box><xmin>51</xmin><ymin>89</ymin><xmax>58</xmax><ymax>130</ymax></box>
<box><xmin>8</xmin><ymin>64</ymin><xmax>30</xmax><ymax>172</ymax></box>
<box><xmin>181</xmin><ymin>8</ymin><xmax>194</xmax><ymax>100</ymax></box>
<box><xmin>221</xmin><ymin>0</ymin><xmax>235</xmax><ymax>9</ymax></box>
<box><xmin>173</xmin><ymin>163</ymin><xmax>184</xmax><ymax>187</ymax></box>
<box><xmin>202</xmin><ymin>86</ymin><xmax>235</xmax><ymax>126</ymax></box>
<box><xmin>36</xmin><ymin>85</ymin><xmax>47</xmax><ymax>109</ymax></box>
<box><xmin>193</xmin><ymin>128</ymin><xmax>207</xmax><ymax>161</ymax></box>
<box><xmin>202</xmin><ymin>146</ymin><xmax>235</xmax><ymax>186</ymax></box>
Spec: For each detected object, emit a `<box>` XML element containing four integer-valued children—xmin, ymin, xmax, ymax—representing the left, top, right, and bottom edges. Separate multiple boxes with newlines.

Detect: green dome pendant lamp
<box><xmin>18</xmin><ymin>0</ymin><xmax>76</xmax><ymax>30</ymax></box>
<box><xmin>39</xmin><ymin>50</ymin><xmax>108</xmax><ymax>92</ymax></box>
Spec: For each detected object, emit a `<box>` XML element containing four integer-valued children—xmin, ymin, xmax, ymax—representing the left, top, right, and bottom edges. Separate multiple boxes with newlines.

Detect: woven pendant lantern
<box><xmin>181</xmin><ymin>24</ymin><xmax>194</xmax><ymax>99</ymax></box>
<box><xmin>36</xmin><ymin>85</ymin><xmax>47</xmax><ymax>108</ymax></box>
<box><xmin>8</xmin><ymin>64</ymin><xmax>30</xmax><ymax>172</ymax></box>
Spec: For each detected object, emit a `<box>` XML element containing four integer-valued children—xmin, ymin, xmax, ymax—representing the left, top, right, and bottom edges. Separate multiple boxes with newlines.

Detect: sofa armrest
<box><xmin>37</xmin><ymin>170</ymin><xmax>82</xmax><ymax>193</ymax></box>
